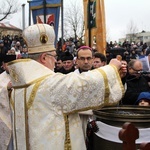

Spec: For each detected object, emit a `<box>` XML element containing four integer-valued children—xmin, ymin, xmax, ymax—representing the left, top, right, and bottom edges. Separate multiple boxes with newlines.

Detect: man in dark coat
<box><xmin>121</xmin><ymin>59</ymin><xmax>150</xmax><ymax>105</ymax></box>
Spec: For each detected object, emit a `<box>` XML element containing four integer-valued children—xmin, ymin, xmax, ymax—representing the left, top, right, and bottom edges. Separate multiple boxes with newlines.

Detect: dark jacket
<box><xmin>121</xmin><ymin>74</ymin><xmax>150</xmax><ymax>105</ymax></box>
<box><xmin>60</xmin><ymin>66</ymin><xmax>75</xmax><ymax>74</ymax></box>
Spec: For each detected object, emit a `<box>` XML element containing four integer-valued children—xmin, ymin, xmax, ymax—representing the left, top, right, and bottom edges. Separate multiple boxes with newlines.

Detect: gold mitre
<box><xmin>23</xmin><ymin>24</ymin><xmax>56</xmax><ymax>54</ymax></box>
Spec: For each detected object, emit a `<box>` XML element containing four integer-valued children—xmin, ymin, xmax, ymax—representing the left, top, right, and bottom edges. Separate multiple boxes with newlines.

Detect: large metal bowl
<box><xmin>92</xmin><ymin>105</ymin><xmax>150</xmax><ymax>150</ymax></box>
<box><xmin>93</xmin><ymin>105</ymin><xmax>150</xmax><ymax>128</ymax></box>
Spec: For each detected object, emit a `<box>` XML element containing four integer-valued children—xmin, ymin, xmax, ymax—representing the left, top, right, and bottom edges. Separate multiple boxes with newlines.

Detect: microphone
<box><xmin>137</xmin><ymin>71</ymin><xmax>150</xmax><ymax>74</ymax></box>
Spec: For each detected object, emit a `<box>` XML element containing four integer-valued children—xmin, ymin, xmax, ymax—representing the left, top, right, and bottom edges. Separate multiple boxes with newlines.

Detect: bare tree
<box><xmin>126</xmin><ymin>20</ymin><xmax>139</xmax><ymax>42</ymax></box>
<box><xmin>63</xmin><ymin>1</ymin><xmax>84</xmax><ymax>41</ymax></box>
<box><xmin>0</xmin><ymin>0</ymin><xmax>20</xmax><ymax>22</ymax></box>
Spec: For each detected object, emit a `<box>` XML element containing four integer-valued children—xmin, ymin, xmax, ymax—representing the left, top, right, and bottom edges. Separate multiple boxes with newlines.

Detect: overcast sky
<box><xmin>4</xmin><ymin>0</ymin><xmax>150</xmax><ymax>42</ymax></box>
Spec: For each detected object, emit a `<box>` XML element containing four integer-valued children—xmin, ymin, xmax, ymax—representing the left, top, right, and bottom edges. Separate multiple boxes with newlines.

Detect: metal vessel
<box><xmin>92</xmin><ymin>105</ymin><xmax>150</xmax><ymax>150</ymax></box>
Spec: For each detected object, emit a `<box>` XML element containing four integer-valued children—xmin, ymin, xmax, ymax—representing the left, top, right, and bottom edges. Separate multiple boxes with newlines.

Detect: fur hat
<box><xmin>23</xmin><ymin>24</ymin><xmax>55</xmax><ymax>54</ymax></box>
<box><xmin>61</xmin><ymin>52</ymin><xmax>74</xmax><ymax>61</ymax></box>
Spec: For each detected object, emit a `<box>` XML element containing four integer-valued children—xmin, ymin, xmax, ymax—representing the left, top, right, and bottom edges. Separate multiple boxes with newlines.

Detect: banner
<box><xmin>83</xmin><ymin>0</ymin><xmax>106</xmax><ymax>54</ymax></box>
<box><xmin>30</xmin><ymin>0</ymin><xmax>61</xmax><ymax>44</ymax></box>
<box><xmin>88</xmin><ymin>0</ymin><xmax>96</xmax><ymax>29</ymax></box>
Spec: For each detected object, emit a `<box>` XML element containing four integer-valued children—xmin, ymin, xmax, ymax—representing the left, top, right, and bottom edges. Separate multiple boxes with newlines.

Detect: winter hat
<box><xmin>61</xmin><ymin>52</ymin><xmax>74</xmax><ymax>61</ymax></box>
<box><xmin>135</xmin><ymin>92</ymin><xmax>150</xmax><ymax>104</ymax></box>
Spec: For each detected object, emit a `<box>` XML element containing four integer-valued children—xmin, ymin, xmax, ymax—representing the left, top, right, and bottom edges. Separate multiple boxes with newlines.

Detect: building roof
<box><xmin>0</xmin><ymin>23</ymin><xmax>22</xmax><ymax>31</ymax></box>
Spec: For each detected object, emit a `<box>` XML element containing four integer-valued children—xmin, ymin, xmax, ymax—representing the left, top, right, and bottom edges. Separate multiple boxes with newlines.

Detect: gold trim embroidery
<box><xmin>64</xmin><ymin>114</ymin><xmax>72</xmax><ymax>150</ymax></box>
<box><xmin>13</xmin><ymin>74</ymin><xmax>50</xmax><ymax>89</ymax></box>
<box><xmin>27</xmin><ymin>80</ymin><xmax>42</xmax><ymax>110</ymax></box>
<box><xmin>9</xmin><ymin>67</ymin><xmax>20</xmax><ymax>83</ymax></box>
<box><xmin>63</xmin><ymin>102</ymin><xmax>119</xmax><ymax>116</ymax></box>
<box><xmin>110</xmin><ymin>65</ymin><xmax>125</xmax><ymax>96</ymax></box>
<box><xmin>97</xmin><ymin>68</ymin><xmax>109</xmax><ymax>104</ymax></box>
<box><xmin>8</xmin><ymin>59</ymin><xmax>31</xmax><ymax>65</ymax></box>
<box><xmin>13</xmin><ymin>89</ymin><xmax>18</xmax><ymax>150</ymax></box>
<box><xmin>10</xmin><ymin>93</ymin><xmax>14</xmax><ymax>110</ymax></box>
<box><xmin>10</xmin><ymin>76</ymin><xmax>48</xmax><ymax>110</ymax></box>
<box><xmin>24</xmin><ymin>88</ymin><xmax>30</xmax><ymax>150</ymax></box>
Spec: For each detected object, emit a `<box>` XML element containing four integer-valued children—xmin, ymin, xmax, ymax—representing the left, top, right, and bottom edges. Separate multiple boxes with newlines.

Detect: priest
<box><xmin>7</xmin><ymin>24</ymin><xmax>125</xmax><ymax>150</ymax></box>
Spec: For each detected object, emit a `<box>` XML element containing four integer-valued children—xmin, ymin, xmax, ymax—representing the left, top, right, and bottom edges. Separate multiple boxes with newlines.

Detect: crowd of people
<box><xmin>0</xmin><ymin>23</ymin><xmax>150</xmax><ymax>150</ymax></box>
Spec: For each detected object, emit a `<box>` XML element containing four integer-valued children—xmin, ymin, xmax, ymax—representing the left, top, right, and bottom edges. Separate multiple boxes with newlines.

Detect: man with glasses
<box><xmin>74</xmin><ymin>46</ymin><xmax>94</xmax><ymax>143</ymax></box>
<box><xmin>7</xmin><ymin>24</ymin><xmax>125</xmax><ymax>150</ymax></box>
<box><xmin>74</xmin><ymin>46</ymin><xmax>94</xmax><ymax>74</ymax></box>
<box><xmin>121</xmin><ymin>59</ymin><xmax>150</xmax><ymax>105</ymax></box>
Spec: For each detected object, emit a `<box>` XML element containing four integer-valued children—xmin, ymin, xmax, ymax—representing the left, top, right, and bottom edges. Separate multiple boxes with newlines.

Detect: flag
<box><xmin>47</xmin><ymin>14</ymin><xmax>55</xmax><ymax>26</ymax></box>
<box><xmin>83</xmin><ymin>0</ymin><xmax>106</xmax><ymax>54</ymax></box>
<box><xmin>88</xmin><ymin>0</ymin><xmax>96</xmax><ymax>29</ymax></box>
<box><xmin>36</xmin><ymin>16</ymin><xmax>43</xmax><ymax>23</ymax></box>
<box><xmin>36</xmin><ymin>14</ymin><xmax>55</xmax><ymax>26</ymax></box>
<box><xmin>30</xmin><ymin>0</ymin><xmax>61</xmax><ymax>45</ymax></box>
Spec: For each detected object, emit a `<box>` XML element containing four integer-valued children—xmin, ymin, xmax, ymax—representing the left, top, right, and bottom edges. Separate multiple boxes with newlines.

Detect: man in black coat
<box><xmin>121</xmin><ymin>59</ymin><xmax>150</xmax><ymax>105</ymax></box>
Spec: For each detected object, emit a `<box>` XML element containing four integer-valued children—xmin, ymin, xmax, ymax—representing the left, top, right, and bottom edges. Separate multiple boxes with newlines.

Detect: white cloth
<box><xmin>95</xmin><ymin>121</ymin><xmax>150</xmax><ymax>143</ymax></box>
<box><xmin>74</xmin><ymin>68</ymin><xmax>80</xmax><ymax>74</ymax></box>
<box><xmin>8</xmin><ymin>59</ymin><xmax>124</xmax><ymax>150</ymax></box>
<box><xmin>0</xmin><ymin>71</ymin><xmax>12</xmax><ymax>150</ymax></box>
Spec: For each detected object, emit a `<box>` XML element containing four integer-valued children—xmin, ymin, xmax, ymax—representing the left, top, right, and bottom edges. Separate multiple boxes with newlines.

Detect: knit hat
<box><xmin>61</xmin><ymin>52</ymin><xmax>74</xmax><ymax>61</ymax></box>
<box><xmin>135</xmin><ymin>92</ymin><xmax>150</xmax><ymax>104</ymax></box>
<box><xmin>23</xmin><ymin>24</ymin><xmax>55</xmax><ymax>54</ymax></box>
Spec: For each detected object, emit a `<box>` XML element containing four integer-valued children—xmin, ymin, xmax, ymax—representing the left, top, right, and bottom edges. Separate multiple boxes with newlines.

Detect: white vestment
<box><xmin>74</xmin><ymin>68</ymin><xmax>94</xmax><ymax>139</ymax></box>
<box><xmin>0</xmin><ymin>71</ymin><xmax>12</xmax><ymax>150</ymax></box>
<box><xmin>8</xmin><ymin>59</ymin><xmax>124</xmax><ymax>150</ymax></box>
